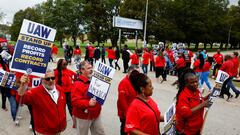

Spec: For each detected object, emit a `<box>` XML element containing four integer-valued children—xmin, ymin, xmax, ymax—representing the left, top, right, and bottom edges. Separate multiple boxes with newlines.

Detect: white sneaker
<box><xmin>29</xmin><ymin>124</ymin><xmax>32</xmax><ymax>130</ymax></box>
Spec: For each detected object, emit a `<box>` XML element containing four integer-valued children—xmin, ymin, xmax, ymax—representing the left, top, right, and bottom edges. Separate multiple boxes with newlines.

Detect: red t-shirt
<box><xmin>52</xmin><ymin>45</ymin><xmax>58</xmax><ymax>54</ymax></box>
<box><xmin>117</xmin><ymin>76</ymin><xmax>136</xmax><ymax>119</ymax></box>
<box><xmin>220</xmin><ymin>60</ymin><xmax>234</xmax><ymax>77</ymax></box>
<box><xmin>142</xmin><ymin>52</ymin><xmax>150</xmax><ymax>65</ymax></box>
<box><xmin>88</xmin><ymin>46</ymin><xmax>95</xmax><ymax>58</ymax></box>
<box><xmin>125</xmin><ymin>97</ymin><xmax>161</xmax><ymax>135</ymax></box>
<box><xmin>73</xmin><ymin>48</ymin><xmax>81</xmax><ymax>55</ymax></box>
<box><xmin>54</xmin><ymin>68</ymin><xmax>76</xmax><ymax>93</ymax></box>
<box><xmin>149</xmin><ymin>51</ymin><xmax>154</xmax><ymax>62</ymax></box>
<box><xmin>213</xmin><ymin>53</ymin><xmax>223</xmax><ymax>64</ymax></box>
<box><xmin>107</xmin><ymin>49</ymin><xmax>115</xmax><ymax>59</ymax></box>
<box><xmin>154</xmin><ymin>56</ymin><xmax>166</xmax><ymax>67</ymax></box>
<box><xmin>193</xmin><ymin>60</ymin><xmax>202</xmax><ymax>72</ymax></box>
<box><xmin>130</xmin><ymin>53</ymin><xmax>139</xmax><ymax>65</ymax></box>
<box><xmin>202</xmin><ymin>61</ymin><xmax>211</xmax><ymax>72</ymax></box>
<box><xmin>176</xmin><ymin>87</ymin><xmax>204</xmax><ymax>135</ymax></box>
<box><xmin>232</xmin><ymin>57</ymin><xmax>239</xmax><ymax>77</ymax></box>
<box><xmin>176</xmin><ymin>57</ymin><xmax>185</xmax><ymax>69</ymax></box>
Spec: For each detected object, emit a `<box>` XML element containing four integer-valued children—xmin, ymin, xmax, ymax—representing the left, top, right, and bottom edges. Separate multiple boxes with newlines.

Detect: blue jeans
<box><xmin>201</xmin><ymin>71</ymin><xmax>212</xmax><ymax>90</ymax></box>
<box><xmin>8</xmin><ymin>95</ymin><xmax>18</xmax><ymax>121</ymax></box>
<box><xmin>226</xmin><ymin>77</ymin><xmax>240</xmax><ymax>94</ymax></box>
<box><xmin>196</xmin><ymin>72</ymin><xmax>202</xmax><ymax>89</ymax></box>
<box><xmin>142</xmin><ymin>64</ymin><xmax>148</xmax><ymax>74</ymax></box>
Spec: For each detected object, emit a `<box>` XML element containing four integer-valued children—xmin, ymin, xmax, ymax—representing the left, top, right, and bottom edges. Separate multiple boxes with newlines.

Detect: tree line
<box><xmin>7</xmin><ymin>0</ymin><xmax>240</xmax><ymax>49</ymax></box>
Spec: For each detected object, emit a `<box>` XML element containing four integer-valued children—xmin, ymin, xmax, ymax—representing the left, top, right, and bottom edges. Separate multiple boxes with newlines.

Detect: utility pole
<box><xmin>143</xmin><ymin>0</ymin><xmax>148</xmax><ymax>48</ymax></box>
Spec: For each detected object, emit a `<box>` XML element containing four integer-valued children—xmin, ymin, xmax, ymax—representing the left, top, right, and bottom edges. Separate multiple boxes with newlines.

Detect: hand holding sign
<box><xmin>89</xmin><ymin>98</ymin><xmax>97</xmax><ymax>107</ymax></box>
<box><xmin>18</xmin><ymin>74</ymin><xmax>29</xmax><ymax>96</ymax></box>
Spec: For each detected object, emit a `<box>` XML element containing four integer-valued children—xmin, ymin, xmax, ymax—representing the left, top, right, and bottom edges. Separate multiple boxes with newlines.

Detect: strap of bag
<box><xmin>136</xmin><ymin>97</ymin><xmax>160</xmax><ymax>135</ymax></box>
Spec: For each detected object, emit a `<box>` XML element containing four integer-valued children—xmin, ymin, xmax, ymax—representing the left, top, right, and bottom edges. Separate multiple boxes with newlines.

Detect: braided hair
<box><xmin>176</xmin><ymin>68</ymin><xmax>196</xmax><ymax>104</ymax></box>
<box><xmin>129</xmin><ymin>70</ymin><xmax>149</xmax><ymax>93</ymax></box>
<box><xmin>199</xmin><ymin>53</ymin><xmax>205</xmax><ymax>69</ymax></box>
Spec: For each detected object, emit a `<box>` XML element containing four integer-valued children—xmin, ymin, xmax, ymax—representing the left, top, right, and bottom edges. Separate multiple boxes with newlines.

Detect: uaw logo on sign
<box><xmin>32</xmin><ymin>78</ymin><xmax>42</xmax><ymax>88</ymax></box>
<box><xmin>87</xmin><ymin>61</ymin><xmax>115</xmax><ymax>105</ymax></box>
<box><xmin>10</xmin><ymin>19</ymin><xmax>56</xmax><ymax>78</ymax></box>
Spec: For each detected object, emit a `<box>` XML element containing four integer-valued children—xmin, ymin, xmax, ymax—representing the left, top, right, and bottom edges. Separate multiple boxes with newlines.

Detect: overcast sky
<box><xmin>0</xmin><ymin>0</ymin><xmax>239</xmax><ymax>24</ymax></box>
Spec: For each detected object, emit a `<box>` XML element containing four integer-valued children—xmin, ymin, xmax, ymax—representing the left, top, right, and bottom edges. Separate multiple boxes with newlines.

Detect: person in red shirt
<box><xmin>200</xmin><ymin>58</ymin><xmax>212</xmax><ymax>92</ymax></box>
<box><xmin>172</xmin><ymin>53</ymin><xmax>186</xmax><ymax>86</ymax></box>
<box><xmin>125</xmin><ymin>70</ymin><xmax>164</xmax><ymax>135</ymax></box>
<box><xmin>55</xmin><ymin>59</ymin><xmax>76</xmax><ymax>117</ymax></box>
<box><xmin>176</xmin><ymin>68</ymin><xmax>210</xmax><ymax>135</ymax></box>
<box><xmin>224</xmin><ymin>52</ymin><xmax>240</xmax><ymax>98</ymax></box>
<box><xmin>149</xmin><ymin>49</ymin><xmax>155</xmax><ymax>72</ymax></box>
<box><xmin>155</xmin><ymin>50</ymin><xmax>166</xmax><ymax>82</ymax></box>
<box><xmin>17</xmin><ymin>69</ymin><xmax>66</xmax><ymax>135</ymax></box>
<box><xmin>141</xmin><ymin>48</ymin><xmax>150</xmax><ymax>74</ymax></box>
<box><xmin>73</xmin><ymin>46</ymin><xmax>82</xmax><ymax>64</ymax></box>
<box><xmin>88</xmin><ymin>44</ymin><xmax>95</xmax><ymax>65</ymax></box>
<box><xmin>51</xmin><ymin>44</ymin><xmax>58</xmax><ymax>62</ymax></box>
<box><xmin>219</xmin><ymin>55</ymin><xmax>234</xmax><ymax>100</ymax></box>
<box><xmin>71</xmin><ymin>61</ymin><xmax>105</xmax><ymax>135</ymax></box>
<box><xmin>117</xmin><ymin>65</ymin><xmax>139</xmax><ymax>135</ymax></box>
<box><xmin>107</xmin><ymin>46</ymin><xmax>115</xmax><ymax>68</ymax></box>
<box><xmin>130</xmin><ymin>49</ymin><xmax>139</xmax><ymax>66</ymax></box>
<box><xmin>193</xmin><ymin>53</ymin><xmax>205</xmax><ymax>92</ymax></box>
<box><xmin>212</xmin><ymin>49</ymin><xmax>223</xmax><ymax>78</ymax></box>
<box><xmin>184</xmin><ymin>47</ymin><xmax>193</xmax><ymax>68</ymax></box>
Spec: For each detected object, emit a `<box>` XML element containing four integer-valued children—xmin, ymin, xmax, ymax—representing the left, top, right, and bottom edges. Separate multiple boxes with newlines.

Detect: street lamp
<box><xmin>143</xmin><ymin>0</ymin><xmax>148</xmax><ymax>47</ymax></box>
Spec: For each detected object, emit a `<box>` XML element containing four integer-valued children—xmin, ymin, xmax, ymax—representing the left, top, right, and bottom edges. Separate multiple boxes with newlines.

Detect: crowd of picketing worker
<box><xmin>0</xmin><ymin>37</ymin><xmax>239</xmax><ymax>135</ymax></box>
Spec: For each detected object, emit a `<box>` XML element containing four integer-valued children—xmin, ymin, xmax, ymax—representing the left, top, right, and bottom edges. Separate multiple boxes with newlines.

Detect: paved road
<box><xmin>0</xmin><ymin>51</ymin><xmax>240</xmax><ymax>135</ymax></box>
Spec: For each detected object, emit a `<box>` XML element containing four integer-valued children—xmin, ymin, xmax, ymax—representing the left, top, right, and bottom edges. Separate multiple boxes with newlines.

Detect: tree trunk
<box><xmin>195</xmin><ymin>42</ymin><xmax>199</xmax><ymax>51</ymax></box>
<box><xmin>60</xmin><ymin>38</ymin><xmax>63</xmax><ymax>47</ymax></box>
<box><xmin>73</xmin><ymin>36</ymin><xmax>76</xmax><ymax>47</ymax></box>
<box><xmin>210</xmin><ymin>42</ymin><xmax>213</xmax><ymax>49</ymax></box>
<box><xmin>220</xmin><ymin>43</ymin><xmax>223</xmax><ymax>49</ymax></box>
<box><xmin>204</xmin><ymin>43</ymin><xmax>207</xmax><ymax>49</ymax></box>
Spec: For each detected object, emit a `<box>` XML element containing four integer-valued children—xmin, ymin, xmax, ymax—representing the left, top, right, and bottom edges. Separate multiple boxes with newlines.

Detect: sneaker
<box><xmin>29</xmin><ymin>124</ymin><xmax>32</xmax><ymax>130</ymax></box>
<box><xmin>2</xmin><ymin>108</ymin><xmax>8</xmax><ymax>111</ymax></box>
<box><xmin>235</xmin><ymin>93</ymin><xmax>239</xmax><ymax>98</ymax></box>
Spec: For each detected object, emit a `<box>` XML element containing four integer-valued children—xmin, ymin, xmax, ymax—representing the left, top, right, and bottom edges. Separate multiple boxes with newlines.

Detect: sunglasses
<box><xmin>44</xmin><ymin>77</ymin><xmax>56</xmax><ymax>81</ymax></box>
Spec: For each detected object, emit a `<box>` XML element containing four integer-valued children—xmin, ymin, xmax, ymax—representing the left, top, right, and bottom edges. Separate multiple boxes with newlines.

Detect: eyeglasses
<box><xmin>63</xmin><ymin>63</ymin><xmax>68</xmax><ymax>66</ymax></box>
<box><xmin>44</xmin><ymin>77</ymin><xmax>56</xmax><ymax>81</ymax></box>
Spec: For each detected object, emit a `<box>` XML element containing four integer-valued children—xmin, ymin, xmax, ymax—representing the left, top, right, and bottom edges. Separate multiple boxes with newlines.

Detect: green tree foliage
<box><xmin>9</xmin><ymin>0</ymin><xmax>240</xmax><ymax>49</ymax></box>
<box><xmin>10</xmin><ymin>7</ymin><xmax>41</xmax><ymax>41</ymax></box>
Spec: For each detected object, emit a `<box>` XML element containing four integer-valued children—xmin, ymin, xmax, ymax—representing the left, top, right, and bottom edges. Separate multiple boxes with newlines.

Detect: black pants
<box><xmin>220</xmin><ymin>78</ymin><xmax>231</xmax><ymax>98</ymax></box>
<box><xmin>123</xmin><ymin>59</ymin><xmax>129</xmax><ymax>73</ymax></box>
<box><xmin>115</xmin><ymin>59</ymin><xmax>120</xmax><ymax>70</ymax></box>
<box><xmin>186</xmin><ymin>62</ymin><xmax>191</xmax><ymax>68</ymax></box>
<box><xmin>65</xmin><ymin>92</ymin><xmax>72</xmax><ymax>117</ymax></box>
<box><xmin>101</xmin><ymin>55</ymin><xmax>106</xmax><ymax>64</ymax></box>
<box><xmin>120</xmin><ymin>118</ymin><xmax>127</xmax><ymax>135</ymax></box>
<box><xmin>150</xmin><ymin>61</ymin><xmax>155</xmax><ymax>71</ymax></box>
<box><xmin>212</xmin><ymin>64</ymin><xmax>222</xmax><ymax>77</ymax></box>
<box><xmin>1</xmin><ymin>87</ymin><xmax>10</xmax><ymax>109</ymax></box>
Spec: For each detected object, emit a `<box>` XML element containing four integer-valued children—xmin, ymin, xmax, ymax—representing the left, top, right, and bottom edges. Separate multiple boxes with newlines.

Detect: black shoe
<box><xmin>235</xmin><ymin>93</ymin><xmax>239</xmax><ymax>98</ymax></box>
<box><xmin>219</xmin><ymin>95</ymin><xmax>224</xmax><ymax>99</ymax></box>
<box><xmin>227</xmin><ymin>94</ymin><xmax>233</xmax><ymax>101</ymax></box>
